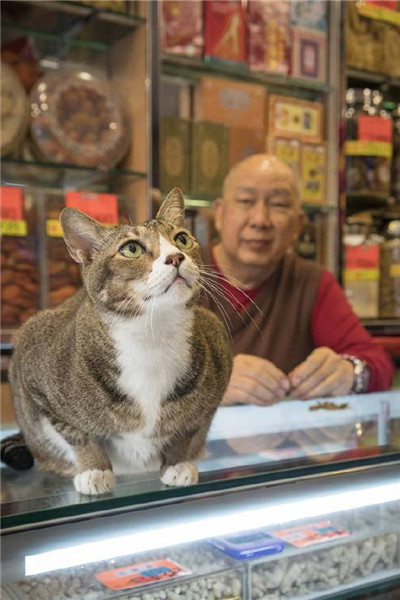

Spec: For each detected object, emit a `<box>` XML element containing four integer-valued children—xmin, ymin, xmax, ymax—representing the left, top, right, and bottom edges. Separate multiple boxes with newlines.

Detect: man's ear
<box><xmin>60</xmin><ymin>208</ymin><xmax>107</xmax><ymax>265</ymax></box>
<box><xmin>213</xmin><ymin>197</ymin><xmax>223</xmax><ymax>235</ymax></box>
<box><xmin>156</xmin><ymin>187</ymin><xmax>185</xmax><ymax>227</ymax></box>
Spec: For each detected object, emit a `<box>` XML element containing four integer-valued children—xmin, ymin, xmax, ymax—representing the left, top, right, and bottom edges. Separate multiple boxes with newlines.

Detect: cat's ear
<box><xmin>156</xmin><ymin>187</ymin><xmax>185</xmax><ymax>227</ymax></box>
<box><xmin>60</xmin><ymin>208</ymin><xmax>107</xmax><ymax>265</ymax></box>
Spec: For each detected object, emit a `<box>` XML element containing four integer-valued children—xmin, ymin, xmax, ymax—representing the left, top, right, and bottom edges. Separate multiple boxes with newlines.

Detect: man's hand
<box><xmin>222</xmin><ymin>353</ymin><xmax>290</xmax><ymax>406</ymax></box>
<box><xmin>289</xmin><ymin>347</ymin><xmax>354</xmax><ymax>400</ymax></box>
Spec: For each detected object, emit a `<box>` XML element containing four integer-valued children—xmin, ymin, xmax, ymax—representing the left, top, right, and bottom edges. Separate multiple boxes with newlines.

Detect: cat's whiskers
<box><xmin>200</xmin><ymin>264</ymin><xmax>264</xmax><ymax>317</ymax></box>
<box><xmin>198</xmin><ymin>270</ymin><xmax>265</xmax><ymax>339</ymax></box>
<box><xmin>199</xmin><ymin>283</ymin><xmax>234</xmax><ymax>342</ymax></box>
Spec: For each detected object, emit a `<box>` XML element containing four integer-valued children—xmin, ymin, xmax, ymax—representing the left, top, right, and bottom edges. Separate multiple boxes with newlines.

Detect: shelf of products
<box><xmin>1</xmin><ymin>1</ymin><xmax>145</xmax><ymax>50</ymax></box>
<box><xmin>346</xmin><ymin>67</ymin><xmax>400</xmax><ymax>91</ymax></box>
<box><xmin>162</xmin><ymin>54</ymin><xmax>330</xmax><ymax>98</ymax></box>
<box><xmin>1</xmin><ymin>158</ymin><xmax>147</xmax><ymax>191</ymax></box>
<box><xmin>341</xmin><ymin>1</ymin><xmax>400</xmax><ymax>333</ymax></box>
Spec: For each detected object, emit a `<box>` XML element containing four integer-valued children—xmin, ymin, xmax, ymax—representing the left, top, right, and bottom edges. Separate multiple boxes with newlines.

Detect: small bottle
<box><xmin>297</xmin><ymin>217</ymin><xmax>317</xmax><ymax>261</ymax></box>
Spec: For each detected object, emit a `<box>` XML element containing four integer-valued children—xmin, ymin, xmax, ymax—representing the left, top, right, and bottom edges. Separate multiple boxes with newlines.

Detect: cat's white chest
<box><xmin>109</xmin><ymin>308</ymin><xmax>193</xmax><ymax>430</ymax></box>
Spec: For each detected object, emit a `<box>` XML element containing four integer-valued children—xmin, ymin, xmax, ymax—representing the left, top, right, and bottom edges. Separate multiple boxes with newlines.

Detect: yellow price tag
<box><xmin>344</xmin><ymin>268</ymin><xmax>380</xmax><ymax>282</ymax></box>
<box><xmin>345</xmin><ymin>141</ymin><xmax>393</xmax><ymax>158</ymax></box>
<box><xmin>358</xmin><ymin>2</ymin><xmax>400</xmax><ymax>26</ymax></box>
<box><xmin>46</xmin><ymin>219</ymin><xmax>64</xmax><ymax>238</ymax></box>
<box><xmin>390</xmin><ymin>264</ymin><xmax>400</xmax><ymax>278</ymax></box>
<box><xmin>0</xmin><ymin>220</ymin><xmax>28</xmax><ymax>236</ymax></box>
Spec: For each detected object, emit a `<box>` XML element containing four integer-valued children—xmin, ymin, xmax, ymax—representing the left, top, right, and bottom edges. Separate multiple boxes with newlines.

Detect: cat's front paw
<box><xmin>161</xmin><ymin>461</ymin><xmax>198</xmax><ymax>487</ymax></box>
<box><xmin>74</xmin><ymin>469</ymin><xmax>116</xmax><ymax>495</ymax></box>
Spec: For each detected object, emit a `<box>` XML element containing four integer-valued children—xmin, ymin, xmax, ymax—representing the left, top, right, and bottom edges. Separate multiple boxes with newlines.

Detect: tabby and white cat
<box><xmin>2</xmin><ymin>188</ymin><xmax>232</xmax><ymax>495</ymax></box>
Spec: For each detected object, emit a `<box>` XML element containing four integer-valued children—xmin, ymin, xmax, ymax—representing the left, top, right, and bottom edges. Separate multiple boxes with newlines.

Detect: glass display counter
<box><xmin>1</xmin><ymin>390</ymin><xmax>400</xmax><ymax>599</ymax></box>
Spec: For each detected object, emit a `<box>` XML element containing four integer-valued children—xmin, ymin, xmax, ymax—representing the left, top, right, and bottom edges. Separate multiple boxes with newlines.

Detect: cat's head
<box><xmin>60</xmin><ymin>188</ymin><xmax>203</xmax><ymax>316</ymax></box>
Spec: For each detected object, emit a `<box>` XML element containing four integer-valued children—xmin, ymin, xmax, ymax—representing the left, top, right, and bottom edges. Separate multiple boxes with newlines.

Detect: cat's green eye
<box><xmin>119</xmin><ymin>241</ymin><xmax>143</xmax><ymax>259</ymax></box>
<box><xmin>174</xmin><ymin>232</ymin><xmax>193</xmax><ymax>250</ymax></box>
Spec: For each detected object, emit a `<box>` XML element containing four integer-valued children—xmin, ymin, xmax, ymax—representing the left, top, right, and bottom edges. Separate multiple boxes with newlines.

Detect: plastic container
<box><xmin>210</xmin><ymin>530</ymin><xmax>285</xmax><ymax>560</ymax></box>
<box><xmin>44</xmin><ymin>190</ymin><xmax>132</xmax><ymax>308</ymax></box>
<box><xmin>0</xmin><ymin>187</ymin><xmax>40</xmax><ymax>329</ymax></box>
<box><xmin>379</xmin><ymin>220</ymin><xmax>400</xmax><ymax>318</ymax></box>
<box><xmin>345</xmin><ymin>88</ymin><xmax>393</xmax><ymax>197</ymax></box>
<box><xmin>343</xmin><ymin>216</ymin><xmax>381</xmax><ymax>318</ymax></box>
<box><xmin>391</xmin><ymin>104</ymin><xmax>400</xmax><ymax>200</ymax></box>
<box><xmin>30</xmin><ymin>64</ymin><xmax>129</xmax><ymax>168</ymax></box>
<box><xmin>1</xmin><ymin>62</ymin><xmax>29</xmax><ymax>157</ymax></box>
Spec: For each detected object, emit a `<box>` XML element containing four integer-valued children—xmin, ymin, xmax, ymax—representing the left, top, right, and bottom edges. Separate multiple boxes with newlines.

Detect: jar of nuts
<box><xmin>379</xmin><ymin>220</ymin><xmax>400</xmax><ymax>318</ymax></box>
<box><xmin>45</xmin><ymin>191</ymin><xmax>133</xmax><ymax>308</ymax></box>
<box><xmin>1</xmin><ymin>188</ymin><xmax>40</xmax><ymax>329</ymax></box>
<box><xmin>345</xmin><ymin>88</ymin><xmax>393</xmax><ymax>197</ymax></box>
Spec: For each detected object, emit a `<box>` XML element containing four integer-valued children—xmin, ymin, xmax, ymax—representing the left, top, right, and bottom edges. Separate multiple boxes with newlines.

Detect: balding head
<box><xmin>213</xmin><ymin>153</ymin><xmax>304</xmax><ymax>287</ymax></box>
<box><xmin>223</xmin><ymin>154</ymin><xmax>300</xmax><ymax>209</ymax></box>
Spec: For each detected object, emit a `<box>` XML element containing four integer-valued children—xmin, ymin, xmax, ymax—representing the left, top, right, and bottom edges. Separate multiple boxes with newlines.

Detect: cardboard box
<box><xmin>161</xmin><ymin>0</ymin><xmax>204</xmax><ymax>58</ymax></box>
<box><xmin>229</xmin><ymin>127</ymin><xmax>265</xmax><ymax>167</ymax></box>
<box><xmin>194</xmin><ymin>76</ymin><xmax>266</xmax><ymax>131</ymax></box>
<box><xmin>267</xmin><ymin>136</ymin><xmax>301</xmax><ymax>177</ymax></box>
<box><xmin>160</xmin><ymin>116</ymin><xmax>191</xmax><ymax>193</ymax></box>
<box><xmin>248</xmin><ymin>0</ymin><xmax>289</xmax><ymax>74</ymax></box>
<box><xmin>268</xmin><ymin>95</ymin><xmax>324</xmax><ymax>143</ymax></box>
<box><xmin>290</xmin><ymin>0</ymin><xmax>327</xmax><ymax>33</ymax></box>
<box><xmin>300</xmin><ymin>142</ymin><xmax>327</xmax><ymax>204</ymax></box>
<box><xmin>204</xmin><ymin>0</ymin><xmax>247</xmax><ymax>65</ymax></box>
<box><xmin>160</xmin><ymin>79</ymin><xmax>192</xmax><ymax>119</ymax></box>
<box><xmin>290</xmin><ymin>28</ymin><xmax>327</xmax><ymax>82</ymax></box>
<box><xmin>191</xmin><ymin>121</ymin><xmax>229</xmax><ymax>196</ymax></box>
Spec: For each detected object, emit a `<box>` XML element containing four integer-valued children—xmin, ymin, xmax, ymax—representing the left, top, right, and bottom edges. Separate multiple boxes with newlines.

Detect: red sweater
<box><xmin>219</xmin><ymin>269</ymin><xmax>394</xmax><ymax>392</ymax></box>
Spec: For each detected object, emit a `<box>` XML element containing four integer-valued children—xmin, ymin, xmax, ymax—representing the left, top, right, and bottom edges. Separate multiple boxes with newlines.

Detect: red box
<box><xmin>204</xmin><ymin>0</ymin><xmax>247</xmax><ymax>65</ymax></box>
<box><xmin>161</xmin><ymin>0</ymin><xmax>204</xmax><ymax>58</ymax></box>
<box><xmin>248</xmin><ymin>0</ymin><xmax>289</xmax><ymax>74</ymax></box>
<box><xmin>290</xmin><ymin>27</ymin><xmax>327</xmax><ymax>83</ymax></box>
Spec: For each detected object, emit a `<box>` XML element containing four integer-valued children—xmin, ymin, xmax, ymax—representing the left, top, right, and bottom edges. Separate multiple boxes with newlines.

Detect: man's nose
<box><xmin>165</xmin><ymin>252</ymin><xmax>185</xmax><ymax>267</ymax></box>
<box><xmin>249</xmin><ymin>203</ymin><xmax>272</xmax><ymax>227</ymax></box>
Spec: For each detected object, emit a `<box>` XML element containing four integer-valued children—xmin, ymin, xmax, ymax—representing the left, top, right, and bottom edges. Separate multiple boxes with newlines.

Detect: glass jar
<box><xmin>391</xmin><ymin>104</ymin><xmax>400</xmax><ymax>200</ymax></box>
<box><xmin>343</xmin><ymin>215</ymin><xmax>381</xmax><ymax>319</ymax></box>
<box><xmin>345</xmin><ymin>88</ymin><xmax>393</xmax><ymax>197</ymax></box>
<box><xmin>379</xmin><ymin>220</ymin><xmax>400</xmax><ymax>318</ymax></box>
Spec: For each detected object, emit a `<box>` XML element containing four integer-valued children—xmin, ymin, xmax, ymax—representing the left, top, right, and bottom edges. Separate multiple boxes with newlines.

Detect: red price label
<box><xmin>366</xmin><ymin>0</ymin><xmax>397</xmax><ymax>9</ymax></box>
<box><xmin>66</xmin><ymin>191</ymin><xmax>118</xmax><ymax>224</ymax></box>
<box><xmin>346</xmin><ymin>244</ymin><xmax>380</xmax><ymax>270</ymax></box>
<box><xmin>1</xmin><ymin>187</ymin><xmax>23</xmax><ymax>221</ymax></box>
<box><xmin>358</xmin><ymin>116</ymin><xmax>393</xmax><ymax>144</ymax></box>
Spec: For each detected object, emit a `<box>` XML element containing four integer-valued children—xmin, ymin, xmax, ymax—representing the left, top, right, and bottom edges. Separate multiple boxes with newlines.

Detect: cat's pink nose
<box><xmin>165</xmin><ymin>252</ymin><xmax>185</xmax><ymax>267</ymax></box>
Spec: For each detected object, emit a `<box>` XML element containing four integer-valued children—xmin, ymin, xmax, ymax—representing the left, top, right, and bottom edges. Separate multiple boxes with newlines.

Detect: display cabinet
<box><xmin>340</xmin><ymin>1</ymin><xmax>400</xmax><ymax>339</ymax></box>
<box><xmin>1</xmin><ymin>390</ymin><xmax>400</xmax><ymax>600</ymax></box>
<box><xmin>0</xmin><ymin>0</ymin><xmax>153</xmax><ymax>353</ymax></box>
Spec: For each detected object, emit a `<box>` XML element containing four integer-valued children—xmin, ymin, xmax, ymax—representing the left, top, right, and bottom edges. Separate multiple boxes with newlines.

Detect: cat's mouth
<box><xmin>164</xmin><ymin>274</ymin><xmax>190</xmax><ymax>294</ymax></box>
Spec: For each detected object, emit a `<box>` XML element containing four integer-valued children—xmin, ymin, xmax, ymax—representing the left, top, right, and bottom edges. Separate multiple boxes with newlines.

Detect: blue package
<box><xmin>209</xmin><ymin>530</ymin><xmax>286</xmax><ymax>560</ymax></box>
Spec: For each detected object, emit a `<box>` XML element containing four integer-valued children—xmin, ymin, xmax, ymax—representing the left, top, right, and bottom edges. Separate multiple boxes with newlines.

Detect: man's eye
<box><xmin>237</xmin><ymin>198</ymin><xmax>253</xmax><ymax>204</ymax></box>
<box><xmin>270</xmin><ymin>202</ymin><xmax>290</xmax><ymax>209</ymax></box>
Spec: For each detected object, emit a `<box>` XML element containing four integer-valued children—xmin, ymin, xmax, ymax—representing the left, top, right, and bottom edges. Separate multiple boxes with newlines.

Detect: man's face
<box><xmin>214</xmin><ymin>158</ymin><xmax>303</xmax><ymax>271</ymax></box>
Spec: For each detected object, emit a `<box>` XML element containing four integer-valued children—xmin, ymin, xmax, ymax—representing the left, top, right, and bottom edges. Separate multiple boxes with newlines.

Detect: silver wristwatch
<box><xmin>341</xmin><ymin>355</ymin><xmax>371</xmax><ymax>394</ymax></box>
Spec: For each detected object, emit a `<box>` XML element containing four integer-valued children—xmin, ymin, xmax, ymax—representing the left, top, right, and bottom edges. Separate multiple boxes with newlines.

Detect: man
<box><xmin>201</xmin><ymin>154</ymin><xmax>394</xmax><ymax>405</ymax></box>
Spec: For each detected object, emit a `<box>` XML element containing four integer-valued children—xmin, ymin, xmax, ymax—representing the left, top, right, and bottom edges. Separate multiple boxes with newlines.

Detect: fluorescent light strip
<box><xmin>25</xmin><ymin>482</ymin><xmax>400</xmax><ymax>576</ymax></box>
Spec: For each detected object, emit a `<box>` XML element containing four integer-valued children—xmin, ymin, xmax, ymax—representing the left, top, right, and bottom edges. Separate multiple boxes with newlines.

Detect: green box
<box><xmin>191</xmin><ymin>121</ymin><xmax>229</xmax><ymax>197</ymax></box>
<box><xmin>160</xmin><ymin>116</ymin><xmax>191</xmax><ymax>194</ymax></box>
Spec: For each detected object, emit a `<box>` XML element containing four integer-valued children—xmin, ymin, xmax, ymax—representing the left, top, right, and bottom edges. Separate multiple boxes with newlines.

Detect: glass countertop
<box><xmin>1</xmin><ymin>390</ymin><xmax>399</xmax><ymax>531</ymax></box>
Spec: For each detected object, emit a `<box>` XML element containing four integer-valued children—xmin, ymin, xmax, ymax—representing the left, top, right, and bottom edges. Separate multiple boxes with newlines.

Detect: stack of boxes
<box><xmin>160</xmin><ymin>0</ymin><xmax>328</xmax><ymax>253</ymax></box>
<box><xmin>160</xmin><ymin>0</ymin><xmax>327</xmax><ymax>205</ymax></box>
